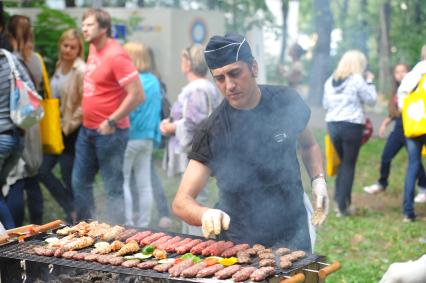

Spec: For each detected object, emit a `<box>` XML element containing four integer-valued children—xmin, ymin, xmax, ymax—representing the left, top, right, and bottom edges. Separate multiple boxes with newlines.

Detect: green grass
<box><xmin>32</xmin><ymin>130</ymin><xmax>426</xmax><ymax>282</ymax></box>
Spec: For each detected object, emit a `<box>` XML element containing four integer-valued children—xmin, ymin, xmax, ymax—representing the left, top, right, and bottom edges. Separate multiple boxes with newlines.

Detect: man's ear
<box><xmin>251</xmin><ymin>59</ymin><xmax>259</xmax><ymax>78</ymax></box>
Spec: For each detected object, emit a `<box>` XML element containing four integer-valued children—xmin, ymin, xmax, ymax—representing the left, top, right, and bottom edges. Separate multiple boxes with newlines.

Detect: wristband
<box><xmin>311</xmin><ymin>173</ymin><xmax>325</xmax><ymax>183</ymax></box>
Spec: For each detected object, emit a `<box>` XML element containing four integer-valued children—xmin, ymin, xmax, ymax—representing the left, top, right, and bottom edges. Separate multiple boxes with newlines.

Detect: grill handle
<box><xmin>319</xmin><ymin>261</ymin><xmax>341</xmax><ymax>279</ymax></box>
<box><xmin>280</xmin><ymin>273</ymin><xmax>305</xmax><ymax>283</ymax></box>
<box><xmin>32</xmin><ymin>220</ymin><xmax>63</xmax><ymax>234</ymax></box>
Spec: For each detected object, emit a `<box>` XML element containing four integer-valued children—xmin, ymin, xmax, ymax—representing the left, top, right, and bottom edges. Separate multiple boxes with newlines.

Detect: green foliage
<box><xmin>33</xmin><ymin>7</ymin><xmax>78</xmax><ymax>75</ymax></box>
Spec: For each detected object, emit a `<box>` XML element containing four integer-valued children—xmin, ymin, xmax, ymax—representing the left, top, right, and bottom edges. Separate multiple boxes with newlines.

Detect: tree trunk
<box><xmin>308</xmin><ymin>0</ymin><xmax>333</xmax><ymax>105</ymax></box>
<box><xmin>207</xmin><ymin>0</ymin><xmax>217</xmax><ymax>10</ymax></box>
<box><xmin>359</xmin><ymin>0</ymin><xmax>369</xmax><ymax>56</ymax></box>
<box><xmin>278</xmin><ymin>0</ymin><xmax>289</xmax><ymax>65</ymax></box>
<box><xmin>378</xmin><ymin>0</ymin><xmax>391</xmax><ymax>96</ymax></box>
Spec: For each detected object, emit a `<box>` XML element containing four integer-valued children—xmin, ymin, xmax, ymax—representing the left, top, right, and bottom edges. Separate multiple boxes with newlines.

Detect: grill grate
<box><xmin>0</xmin><ymin>232</ymin><xmax>325</xmax><ymax>282</ymax></box>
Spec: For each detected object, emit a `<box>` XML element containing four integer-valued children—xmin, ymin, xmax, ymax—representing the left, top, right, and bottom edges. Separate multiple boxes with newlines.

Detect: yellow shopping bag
<box><xmin>38</xmin><ymin>53</ymin><xmax>64</xmax><ymax>155</ymax></box>
<box><xmin>325</xmin><ymin>134</ymin><xmax>341</xmax><ymax>177</ymax></box>
<box><xmin>402</xmin><ymin>74</ymin><xmax>426</xmax><ymax>138</ymax></box>
<box><xmin>422</xmin><ymin>145</ymin><xmax>426</xmax><ymax>157</ymax></box>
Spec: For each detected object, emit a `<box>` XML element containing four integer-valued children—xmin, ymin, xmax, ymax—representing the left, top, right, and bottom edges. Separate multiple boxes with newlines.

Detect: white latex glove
<box><xmin>201</xmin><ymin>209</ymin><xmax>230</xmax><ymax>238</ymax></box>
<box><xmin>379</xmin><ymin>255</ymin><xmax>426</xmax><ymax>283</ymax></box>
<box><xmin>311</xmin><ymin>177</ymin><xmax>329</xmax><ymax>225</ymax></box>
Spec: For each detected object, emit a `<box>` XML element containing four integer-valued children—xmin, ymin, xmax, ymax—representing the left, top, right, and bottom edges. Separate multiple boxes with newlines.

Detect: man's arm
<box><xmin>97</xmin><ymin>78</ymin><xmax>145</xmax><ymax>134</ymax></box>
<box><xmin>298</xmin><ymin>128</ymin><xmax>324</xmax><ymax>180</ymax></box>
<box><xmin>172</xmin><ymin>159</ymin><xmax>211</xmax><ymax>226</ymax></box>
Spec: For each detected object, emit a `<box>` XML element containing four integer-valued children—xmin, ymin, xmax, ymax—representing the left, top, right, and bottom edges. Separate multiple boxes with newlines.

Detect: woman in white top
<box><xmin>323</xmin><ymin>50</ymin><xmax>377</xmax><ymax>216</ymax></box>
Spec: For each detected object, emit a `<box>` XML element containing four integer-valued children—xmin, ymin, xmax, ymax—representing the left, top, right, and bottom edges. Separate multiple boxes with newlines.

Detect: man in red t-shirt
<box><xmin>72</xmin><ymin>8</ymin><xmax>144</xmax><ymax>223</ymax></box>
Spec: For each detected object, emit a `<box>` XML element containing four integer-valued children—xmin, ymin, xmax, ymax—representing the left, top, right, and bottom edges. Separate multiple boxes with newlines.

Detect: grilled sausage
<box><xmin>190</xmin><ymin>240</ymin><xmax>215</xmax><ymax>255</ymax></box>
<box><xmin>181</xmin><ymin>262</ymin><xmax>207</xmax><ymax>278</ymax></box>
<box><xmin>137</xmin><ymin>260</ymin><xmax>159</xmax><ymax>269</ymax></box>
<box><xmin>73</xmin><ymin>252</ymin><xmax>90</xmax><ymax>261</ymax></box>
<box><xmin>126</xmin><ymin>231</ymin><xmax>152</xmax><ymax>243</ymax></box>
<box><xmin>84</xmin><ymin>253</ymin><xmax>100</xmax><ymax>262</ymax></box>
<box><xmin>62</xmin><ymin>250</ymin><xmax>78</xmax><ymax>259</ymax></box>
<box><xmin>109</xmin><ymin>256</ymin><xmax>125</xmax><ymax>266</ymax></box>
<box><xmin>140</xmin><ymin>232</ymin><xmax>166</xmax><ymax>245</ymax></box>
<box><xmin>232</xmin><ymin>266</ymin><xmax>257</xmax><ymax>282</ymax></box>
<box><xmin>275</xmin><ymin>247</ymin><xmax>291</xmax><ymax>256</ymax></box>
<box><xmin>236</xmin><ymin>251</ymin><xmax>252</xmax><ymax>264</ymax></box>
<box><xmin>153</xmin><ymin>262</ymin><xmax>174</xmax><ymax>273</ymax></box>
<box><xmin>250</xmin><ymin>266</ymin><xmax>275</xmax><ymax>282</ymax></box>
<box><xmin>259</xmin><ymin>258</ymin><xmax>275</xmax><ymax>267</ymax></box>
<box><xmin>279</xmin><ymin>259</ymin><xmax>292</xmax><ymax>269</ymax></box>
<box><xmin>156</xmin><ymin>236</ymin><xmax>182</xmax><ymax>250</ymax></box>
<box><xmin>33</xmin><ymin>246</ymin><xmax>54</xmax><ymax>257</ymax></box>
<box><xmin>291</xmin><ymin>250</ymin><xmax>306</xmax><ymax>259</ymax></box>
<box><xmin>209</xmin><ymin>241</ymin><xmax>234</xmax><ymax>256</ymax></box>
<box><xmin>168</xmin><ymin>259</ymin><xmax>194</xmax><ymax>277</ymax></box>
<box><xmin>281</xmin><ymin>254</ymin><xmax>298</xmax><ymax>262</ymax></box>
<box><xmin>117</xmin><ymin>229</ymin><xmax>138</xmax><ymax>242</ymax></box>
<box><xmin>151</xmin><ymin>235</ymin><xmax>172</xmax><ymax>247</ymax></box>
<box><xmin>252</xmin><ymin>244</ymin><xmax>266</xmax><ymax>253</ymax></box>
<box><xmin>175</xmin><ymin>239</ymin><xmax>202</xmax><ymax>254</ymax></box>
<box><xmin>97</xmin><ymin>255</ymin><xmax>114</xmax><ymax>264</ymax></box>
<box><xmin>196</xmin><ymin>263</ymin><xmax>225</xmax><ymax>278</ymax></box>
<box><xmin>201</xmin><ymin>241</ymin><xmax>225</xmax><ymax>256</ymax></box>
<box><xmin>258</xmin><ymin>252</ymin><xmax>275</xmax><ymax>260</ymax></box>
<box><xmin>54</xmin><ymin>248</ymin><xmax>66</xmax><ymax>257</ymax></box>
<box><xmin>121</xmin><ymin>259</ymin><xmax>140</xmax><ymax>268</ymax></box>
<box><xmin>221</xmin><ymin>243</ymin><xmax>250</xmax><ymax>257</ymax></box>
<box><xmin>166</xmin><ymin>238</ymin><xmax>192</xmax><ymax>253</ymax></box>
<box><xmin>244</xmin><ymin>248</ymin><xmax>257</xmax><ymax>256</ymax></box>
<box><xmin>215</xmin><ymin>264</ymin><xmax>241</xmax><ymax>279</ymax></box>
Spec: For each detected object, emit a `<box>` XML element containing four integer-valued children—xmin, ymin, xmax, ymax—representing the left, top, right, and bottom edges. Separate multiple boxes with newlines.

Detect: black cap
<box><xmin>204</xmin><ymin>33</ymin><xmax>253</xmax><ymax>69</ymax></box>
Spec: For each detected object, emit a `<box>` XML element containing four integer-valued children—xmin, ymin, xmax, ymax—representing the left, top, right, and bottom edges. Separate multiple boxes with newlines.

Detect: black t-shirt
<box><xmin>189</xmin><ymin>85</ymin><xmax>312</xmax><ymax>251</ymax></box>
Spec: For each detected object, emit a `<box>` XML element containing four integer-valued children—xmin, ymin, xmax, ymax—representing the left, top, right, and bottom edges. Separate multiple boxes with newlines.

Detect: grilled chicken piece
<box><xmin>152</xmin><ymin>249</ymin><xmax>167</xmax><ymax>260</ymax></box>
<box><xmin>91</xmin><ymin>242</ymin><xmax>110</xmax><ymax>254</ymax></box>
<box><xmin>110</xmin><ymin>240</ymin><xmax>124</xmax><ymax>251</ymax></box>
<box><xmin>100</xmin><ymin>225</ymin><xmax>125</xmax><ymax>241</ymax></box>
<box><xmin>63</xmin><ymin>236</ymin><xmax>95</xmax><ymax>251</ymax></box>
<box><xmin>115</xmin><ymin>240</ymin><xmax>139</xmax><ymax>256</ymax></box>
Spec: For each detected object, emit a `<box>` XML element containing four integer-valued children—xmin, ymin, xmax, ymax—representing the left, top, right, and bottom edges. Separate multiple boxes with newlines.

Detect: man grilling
<box><xmin>172</xmin><ymin>33</ymin><xmax>328</xmax><ymax>253</ymax></box>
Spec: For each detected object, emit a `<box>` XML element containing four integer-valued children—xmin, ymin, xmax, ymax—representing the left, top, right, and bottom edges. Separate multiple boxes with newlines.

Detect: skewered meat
<box><xmin>250</xmin><ymin>266</ymin><xmax>275</xmax><ymax>282</ymax></box>
<box><xmin>209</xmin><ymin>241</ymin><xmax>234</xmax><ymax>256</ymax></box>
<box><xmin>232</xmin><ymin>266</ymin><xmax>257</xmax><ymax>282</ymax></box>
<box><xmin>196</xmin><ymin>263</ymin><xmax>225</xmax><ymax>278</ymax></box>
<box><xmin>201</xmin><ymin>240</ymin><xmax>225</xmax><ymax>256</ymax></box>
<box><xmin>190</xmin><ymin>240</ymin><xmax>215</xmax><ymax>254</ymax></box>
<box><xmin>166</xmin><ymin>238</ymin><xmax>193</xmax><ymax>253</ymax></box>
<box><xmin>109</xmin><ymin>256</ymin><xmax>125</xmax><ymax>266</ymax></box>
<box><xmin>152</xmin><ymin>249</ymin><xmax>167</xmax><ymax>260</ymax></box>
<box><xmin>168</xmin><ymin>259</ymin><xmax>194</xmax><ymax>277</ymax></box>
<box><xmin>62</xmin><ymin>250</ymin><xmax>78</xmax><ymax>259</ymax></box>
<box><xmin>280</xmin><ymin>259</ymin><xmax>292</xmax><ymax>269</ymax></box>
<box><xmin>258</xmin><ymin>252</ymin><xmax>275</xmax><ymax>260</ymax></box>
<box><xmin>259</xmin><ymin>258</ymin><xmax>275</xmax><ymax>267</ymax></box>
<box><xmin>153</xmin><ymin>262</ymin><xmax>174</xmax><ymax>273</ymax></box>
<box><xmin>236</xmin><ymin>251</ymin><xmax>252</xmax><ymax>264</ymax></box>
<box><xmin>100</xmin><ymin>225</ymin><xmax>125</xmax><ymax>241</ymax></box>
<box><xmin>72</xmin><ymin>252</ymin><xmax>90</xmax><ymax>261</ymax></box>
<box><xmin>221</xmin><ymin>243</ymin><xmax>250</xmax><ymax>257</ymax></box>
<box><xmin>215</xmin><ymin>264</ymin><xmax>241</xmax><ymax>279</ymax></box>
<box><xmin>140</xmin><ymin>232</ymin><xmax>166</xmax><ymax>245</ymax></box>
<box><xmin>117</xmin><ymin>229</ymin><xmax>138</xmax><ymax>242</ymax></box>
<box><xmin>121</xmin><ymin>259</ymin><xmax>140</xmax><ymax>268</ymax></box>
<box><xmin>275</xmin><ymin>247</ymin><xmax>291</xmax><ymax>256</ymax></box>
<box><xmin>84</xmin><ymin>253</ymin><xmax>100</xmax><ymax>262</ymax></box>
<box><xmin>181</xmin><ymin>262</ymin><xmax>207</xmax><ymax>278</ymax></box>
<box><xmin>126</xmin><ymin>231</ymin><xmax>152</xmax><ymax>243</ymax></box>
<box><xmin>252</xmin><ymin>244</ymin><xmax>266</xmax><ymax>253</ymax></box>
<box><xmin>151</xmin><ymin>235</ymin><xmax>172</xmax><ymax>247</ymax></box>
<box><xmin>157</xmin><ymin>236</ymin><xmax>182</xmax><ymax>250</ymax></box>
<box><xmin>137</xmin><ymin>260</ymin><xmax>159</xmax><ymax>269</ymax></box>
<box><xmin>175</xmin><ymin>239</ymin><xmax>202</xmax><ymax>254</ymax></box>
<box><xmin>115</xmin><ymin>240</ymin><xmax>139</xmax><ymax>256</ymax></box>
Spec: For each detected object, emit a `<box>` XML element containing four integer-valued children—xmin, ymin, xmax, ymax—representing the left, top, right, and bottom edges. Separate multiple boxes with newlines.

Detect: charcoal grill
<box><xmin>0</xmin><ymin>226</ymin><xmax>339</xmax><ymax>283</ymax></box>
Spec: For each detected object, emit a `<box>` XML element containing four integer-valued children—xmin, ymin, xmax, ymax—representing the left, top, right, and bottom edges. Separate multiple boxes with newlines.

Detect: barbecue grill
<box><xmin>0</xmin><ymin>222</ymin><xmax>340</xmax><ymax>283</ymax></box>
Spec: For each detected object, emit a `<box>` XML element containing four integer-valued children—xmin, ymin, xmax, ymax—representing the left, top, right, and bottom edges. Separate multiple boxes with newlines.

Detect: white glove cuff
<box><xmin>312</xmin><ymin>176</ymin><xmax>326</xmax><ymax>188</ymax></box>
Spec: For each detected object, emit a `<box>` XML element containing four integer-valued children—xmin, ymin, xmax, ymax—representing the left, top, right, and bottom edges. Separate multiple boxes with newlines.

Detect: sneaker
<box><xmin>363</xmin><ymin>183</ymin><xmax>386</xmax><ymax>194</ymax></box>
<box><xmin>414</xmin><ymin>193</ymin><xmax>426</xmax><ymax>203</ymax></box>
<box><xmin>403</xmin><ymin>216</ymin><xmax>415</xmax><ymax>223</ymax></box>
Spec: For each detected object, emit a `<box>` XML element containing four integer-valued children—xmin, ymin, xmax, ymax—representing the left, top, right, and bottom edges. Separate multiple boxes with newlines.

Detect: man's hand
<box><xmin>311</xmin><ymin>177</ymin><xmax>329</xmax><ymax>226</ymax></box>
<box><xmin>201</xmin><ymin>209</ymin><xmax>230</xmax><ymax>238</ymax></box>
<box><xmin>97</xmin><ymin>120</ymin><xmax>116</xmax><ymax>135</ymax></box>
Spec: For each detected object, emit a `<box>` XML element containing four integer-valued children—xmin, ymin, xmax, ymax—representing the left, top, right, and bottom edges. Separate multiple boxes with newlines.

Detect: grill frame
<box><xmin>0</xmin><ymin>230</ymin><xmax>327</xmax><ymax>282</ymax></box>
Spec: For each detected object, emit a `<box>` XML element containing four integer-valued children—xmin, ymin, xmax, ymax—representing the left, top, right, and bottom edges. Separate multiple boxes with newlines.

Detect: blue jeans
<box><xmin>378</xmin><ymin>118</ymin><xmax>426</xmax><ymax>188</ymax></box>
<box><xmin>38</xmin><ymin>153</ymin><xmax>75</xmax><ymax>223</ymax></box>
<box><xmin>0</xmin><ymin>130</ymin><xmax>24</xmax><ymax>187</ymax></box>
<box><xmin>327</xmin><ymin>121</ymin><xmax>364</xmax><ymax>212</ymax></box>
<box><xmin>72</xmin><ymin>127</ymin><xmax>128</xmax><ymax>223</ymax></box>
<box><xmin>404</xmin><ymin>135</ymin><xmax>426</xmax><ymax>218</ymax></box>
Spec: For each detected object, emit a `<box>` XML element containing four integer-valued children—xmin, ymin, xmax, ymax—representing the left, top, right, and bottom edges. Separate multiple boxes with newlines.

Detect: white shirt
<box><xmin>50</xmin><ymin>67</ymin><xmax>71</xmax><ymax>99</ymax></box>
<box><xmin>397</xmin><ymin>60</ymin><xmax>426</xmax><ymax>109</ymax></box>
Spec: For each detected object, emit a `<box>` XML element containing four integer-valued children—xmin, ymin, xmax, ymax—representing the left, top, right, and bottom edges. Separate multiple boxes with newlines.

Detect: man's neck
<box><xmin>93</xmin><ymin>36</ymin><xmax>109</xmax><ymax>51</ymax></box>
